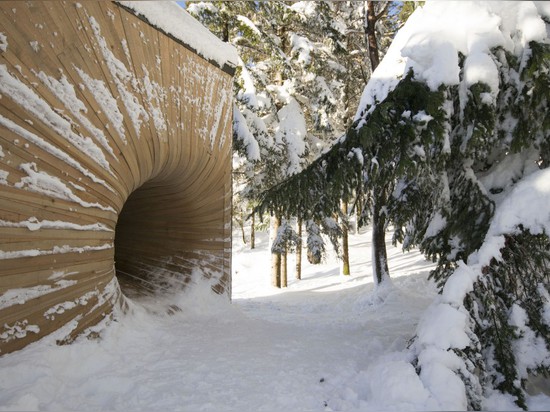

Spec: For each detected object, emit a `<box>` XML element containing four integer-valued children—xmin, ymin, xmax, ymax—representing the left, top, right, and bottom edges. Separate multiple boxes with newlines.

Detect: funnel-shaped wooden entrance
<box><xmin>0</xmin><ymin>1</ymin><xmax>234</xmax><ymax>355</ymax></box>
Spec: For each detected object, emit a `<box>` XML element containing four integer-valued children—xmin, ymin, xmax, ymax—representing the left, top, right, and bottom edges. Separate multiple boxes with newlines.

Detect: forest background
<box><xmin>187</xmin><ymin>0</ymin><xmax>415</xmax><ymax>283</ymax></box>
<box><xmin>187</xmin><ymin>1</ymin><xmax>550</xmax><ymax>409</ymax></box>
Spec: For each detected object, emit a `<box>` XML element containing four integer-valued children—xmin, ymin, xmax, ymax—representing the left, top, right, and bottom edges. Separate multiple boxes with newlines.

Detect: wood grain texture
<box><xmin>0</xmin><ymin>1</ymin><xmax>233</xmax><ymax>355</ymax></box>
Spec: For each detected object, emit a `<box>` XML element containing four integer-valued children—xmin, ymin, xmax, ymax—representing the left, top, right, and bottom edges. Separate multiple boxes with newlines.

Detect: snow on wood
<box><xmin>34</xmin><ymin>71</ymin><xmax>116</xmax><ymax>157</ymax></box>
<box><xmin>75</xmin><ymin>68</ymin><xmax>128</xmax><ymax>144</ymax></box>
<box><xmin>87</xmin><ymin>14</ymin><xmax>150</xmax><ymax>137</ymax></box>
<box><xmin>14</xmin><ymin>162</ymin><xmax>117</xmax><ymax>213</ymax></box>
<box><xmin>0</xmin><ymin>113</ymin><xmax>113</xmax><ymax>190</ymax></box>
<box><xmin>0</xmin><ymin>65</ymin><xmax>112</xmax><ymax>172</ymax></box>
<box><xmin>0</xmin><ymin>280</ymin><xmax>78</xmax><ymax>310</ymax></box>
<box><xmin>0</xmin><ymin>243</ymin><xmax>113</xmax><ymax>261</ymax></box>
<box><xmin>0</xmin><ymin>32</ymin><xmax>7</xmax><ymax>52</ymax></box>
<box><xmin>0</xmin><ymin>1</ymin><xmax>233</xmax><ymax>356</ymax></box>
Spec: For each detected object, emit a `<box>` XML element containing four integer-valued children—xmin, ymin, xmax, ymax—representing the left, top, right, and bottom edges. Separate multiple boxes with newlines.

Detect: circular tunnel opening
<box><xmin>114</xmin><ymin>183</ymin><xmax>193</xmax><ymax>299</ymax></box>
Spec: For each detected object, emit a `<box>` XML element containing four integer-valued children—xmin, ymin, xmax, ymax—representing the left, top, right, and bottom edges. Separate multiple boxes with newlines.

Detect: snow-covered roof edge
<box><xmin>116</xmin><ymin>1</ymin><xmax>238</xmax><ymax>75</ymax></box>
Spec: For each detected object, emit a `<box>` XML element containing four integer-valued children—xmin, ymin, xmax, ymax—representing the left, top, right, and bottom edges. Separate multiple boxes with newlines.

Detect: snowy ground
<box><xmin>1</xmin><ymin>227</ymin><xmax>549</xmax><ymax>411</ymax></box>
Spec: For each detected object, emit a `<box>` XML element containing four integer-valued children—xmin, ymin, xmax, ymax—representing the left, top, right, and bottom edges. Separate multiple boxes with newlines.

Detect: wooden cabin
<box><xmin>0</xmin><ymin>1</ymin><xmax>236</xmax><ymax>355</ymax></box>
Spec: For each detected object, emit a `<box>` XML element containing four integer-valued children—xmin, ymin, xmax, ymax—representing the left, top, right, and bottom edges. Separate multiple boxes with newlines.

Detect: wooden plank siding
<box><xmin>0</xmin><ymin>1</ymin><xmax>234</xmax><ymax>355</ymax></box>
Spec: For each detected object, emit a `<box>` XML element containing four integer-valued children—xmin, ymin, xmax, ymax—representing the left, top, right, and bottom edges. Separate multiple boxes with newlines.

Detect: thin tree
<box><xmin>364</xmin><ymin>0</ymin><xmax>391</xmax><ymax>284</ymax></box>
<box><xmin>341</xmin><ymin>201</ymin><xmax>350</xmax><ymax>276</ymax></box>
<box><xmin>295</xmin><ymin>217</ymin><xmax>303</xmax><ymax>280</ymax></box>
<box><xmin>250</xmin><ymin>212</ymin><xmax>256</xmax><ymax>249</ymax></box>
<box><xmin>281</xmin><ymin>245</ymin><xmax>288</xmax><ymax>288</ymax></box>
<box><xmin>271</xmin><ymin>215</ymin><xmax>282</xmax><ymax>288</ymax></box>
<box><xmin>365</xmin><ymin>1</ymin><xmax>389</xmax><ymax>72</ymax></box>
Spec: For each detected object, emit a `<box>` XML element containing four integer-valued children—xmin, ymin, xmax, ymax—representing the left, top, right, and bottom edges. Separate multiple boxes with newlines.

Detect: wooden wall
<box><xmin>0</xmin><ymin>1</ymin><xmax>233</xmax><ymax>355</ymax></box>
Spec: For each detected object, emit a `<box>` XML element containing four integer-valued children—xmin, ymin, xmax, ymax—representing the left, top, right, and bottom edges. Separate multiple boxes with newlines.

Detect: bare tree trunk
<box><xmin>222</xmin><ymin>19</ymin><xmax>229</xmax><ymax>43</ymax></box>
<box><xmin>271</xmin><ymin>215</ymin><xmax>281</xmax><ymax>288</ymax></box>
<box><xmin>365</xmin><ymin>1</ymin><xmax>380</xmax><ymax>71</ymax></box>
<box><xmin>341</xmin><ymin>201</ymin><xmax>351</xmax><ymax>276</ymax></box>
<box><xmin>372</xmin><ymin>195</ymin><xmax>390</xmax><ymax>285</ymax></box>
<box><xmin>343</xmin><ymin>31</ymin><xmax>352</xmax><ymax>128</ymax></box>
<box><xmin>251</xmin><ymin>212</ymin><xmax>256</xmax><ymax>249</ymax></box>
<box><xmin>365</xmin><ymin>1</ymin><xmax>389</xmax><ymax>73</ymax></box>
<box><xmin>281</xmin><ymin>247</ymin><xmax>288</xmax><ymax>288</ymax></box>
<box><xmin>355</xmin><ymin>186</ymin><xmax>363</xmax><ymax>233</ymax></box>
<box><xmin>296</xmin><ymin>218</ymin><xmax>303</xmax><ymax>280</ymax></box>
<box><xmin>240</xmin><ymin>211</ymin><xmax>247</xmax><ymax>245</ymax></box>
<box><xmin>295</xmin><ymin>218</ymin><xmax>302</xmax><ymax>280</ymax></box>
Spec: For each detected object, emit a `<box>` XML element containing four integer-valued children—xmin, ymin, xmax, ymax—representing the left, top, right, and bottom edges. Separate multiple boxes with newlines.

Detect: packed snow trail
<box><xmin>1</xmin><ymin>230</ymin><xmax>547</xmax><ymax>411</ymax></box>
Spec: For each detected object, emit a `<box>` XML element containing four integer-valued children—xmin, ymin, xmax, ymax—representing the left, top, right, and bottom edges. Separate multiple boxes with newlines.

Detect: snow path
<box><xmin>0</xmin><ymin>229</ymin><xmax>439</xmax><ymax>411</ymax></box>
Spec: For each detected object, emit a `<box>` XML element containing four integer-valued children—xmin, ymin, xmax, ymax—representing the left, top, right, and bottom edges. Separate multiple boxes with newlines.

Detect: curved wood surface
<box><xmin>0</xmin><ymin>1</ymin><xmax>233</xmax><ymax>355</ymax></box>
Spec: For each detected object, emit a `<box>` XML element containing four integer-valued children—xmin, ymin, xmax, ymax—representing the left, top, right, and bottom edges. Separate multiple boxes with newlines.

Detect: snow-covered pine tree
<box><xmin>305</xmin><ymin>219</ymin><xmax>325</xmax><ymax>265</ymax></box>
<box><xmin>384</xmin><ymin>40</ymin><xmax>550</xmax><ymax>410</ymax></box>
<box><xmin>259</xmin><ymin>2</ymin><xmax>550</xmax><ymax>406</ymax></box>
<box><xmin>355</xmin><ymin>2</ymin><xmax>550</xmax><ymax>406</ymax></box>
<box><xmin>438</xmin><ymin>40</ymin><xmax>550</xmax><ymax>410</ymax></box>
<box><xmin>359</xmin><ymin>2</ymin><xmax>550</xmax><ymax>408</ymax></box>
<box><xmin>189</xmin><ymin>1</ymin><xmax>358</xmax><ymax>174</ymax></box>
<box><xmin>271</xmin><ymin>217</ymin><xmax>302</xmax><ymax>287</ymax></box>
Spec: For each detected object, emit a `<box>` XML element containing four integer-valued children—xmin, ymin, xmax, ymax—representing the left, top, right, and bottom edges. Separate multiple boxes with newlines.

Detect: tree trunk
<box><xmin>222</xmin><ymin>19</ymin><xmax>229</xmax><ymax>43</ymax></box>
<box><xmin>365</xmin><ymin>1</ymin><xmax>390</xmax><ymax>285</ymax></box>
<box><xmin>251</xmin><ymin>211</ymin><xmax>256</xmax><ymax>249</ymax></box>
<box><xmin>239</xmin><ymin>211</ymin><xmax>247</xmax><ymax>245</ymax></box>
<box><xmin>355</xmin><ymin>189</ymin><xmax>363</xmax><ymax>234</ymax></box>
<box><xmin>296</xmin><ymin>218</ymin><xmax>302</xmax><ymax>280</ymax></box>
<box><xmin>281</xmin><ymin>247</ymin><xmax>288</xmax><ymax>288</ymax></box>
<box><xmin>341</xmin><ymin>201</ymin><xmax>350</xmax><ymax>276</ymax></box>
<box><xmin>372</xmin><ymin>196</ymin><xmax>390</xmax><ymax>285</ymax></box>
<box><xmin>365</xmin><ymin>1</ymin><xmax>381</xmax><ymax>72</ymax></box>
<box><xmin>271</xmin><ymin>215</ymin><xmax>281</xmax><ymax>288</ymax></box>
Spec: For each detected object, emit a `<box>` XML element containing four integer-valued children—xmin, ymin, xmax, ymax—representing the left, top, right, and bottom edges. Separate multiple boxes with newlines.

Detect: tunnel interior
<box><xmin>114</xmin><ymin>182</ymin><xmax>194</xmax><ymax>299</ymax></box>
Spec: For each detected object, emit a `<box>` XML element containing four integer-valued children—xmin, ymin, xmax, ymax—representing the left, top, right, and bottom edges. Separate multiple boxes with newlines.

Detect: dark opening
<box><xmin>114</xmin><ymin>184</ymin><xmax>191</xmax><ymax>298</ymax></box>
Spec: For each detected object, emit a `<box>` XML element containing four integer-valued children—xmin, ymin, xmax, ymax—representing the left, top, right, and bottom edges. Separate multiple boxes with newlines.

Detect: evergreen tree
<box><xmin>257</xmin><ymin>3</ymin><xmax>550</xmax><ymax>405</ymax></box>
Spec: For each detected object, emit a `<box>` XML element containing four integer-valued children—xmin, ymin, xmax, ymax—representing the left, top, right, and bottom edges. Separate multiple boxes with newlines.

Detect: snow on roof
<box><xmin>117</xmin><ymin>1</ymin><xmax>238</xmax><ymax>72</ymax></box>
<box><xmin>354</xmin><ymin>1</ymin><xmax>550</xmax><ymax>122</ymax></box>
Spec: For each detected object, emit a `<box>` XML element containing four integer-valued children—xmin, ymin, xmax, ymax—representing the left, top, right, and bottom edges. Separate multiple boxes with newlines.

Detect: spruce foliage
<box><xmin>463</xmin><ymin>231</ymin><xmax>550</xmax><ymax>409</ymax></box>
